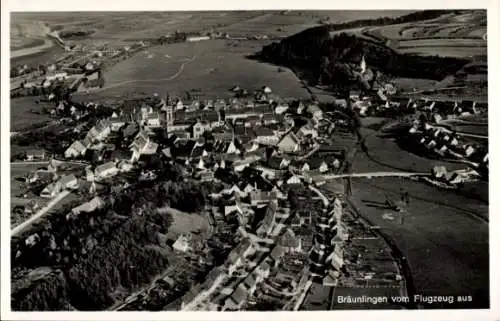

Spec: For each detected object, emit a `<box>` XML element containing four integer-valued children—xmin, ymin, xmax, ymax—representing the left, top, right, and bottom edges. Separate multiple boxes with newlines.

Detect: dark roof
<box><xmin>229</xmin><ymin>283</ymin><xmax>248</xmax><ymax>305</ymax></box>
<box><xmin>190</xmin><ymin>145</ymin><xmax>206</xmax><ymax>159</ymax></box>
<box><xmin>234</xmin><ymin>126</ymin><xmax>256</xmax><ymax>137</ymax></box>
<box><xmin>270</xmin><ymin>245</ymin><xmax>285</xmax><ymax>261</ymax></box>
<box><xmin>243</xmin><ymin>273</ymin><xmax>257</xmax><ymax>289</ymax></box>
<box><xmin>254</xmin><ymin>126</ymin><xmax>275</xmax><ymax>137</ymax></box>
<box><xmin>123</xmin><ymin>123</ymin><xmax>139</xmax><ymax>138</ymax></box>
<box><xmin>110</xmin><ymin>149</ymin><xmax>133</xmax><ymax>160</ymax></box>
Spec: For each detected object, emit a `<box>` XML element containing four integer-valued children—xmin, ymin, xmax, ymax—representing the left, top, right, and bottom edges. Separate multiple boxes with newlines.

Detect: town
<box><xmin>8</xmin><ymin>10</ymin><xmax>489</xmax><ymax>313</ymax></box>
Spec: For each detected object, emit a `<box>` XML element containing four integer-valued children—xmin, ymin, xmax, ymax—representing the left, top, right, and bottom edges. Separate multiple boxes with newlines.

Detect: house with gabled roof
<box><xmin>40</xmin><ymin>182</ymin><xmax>62</xmax><ymax>198</ymax></box>
<box><xmin>58</xmin><ymin>174</ymin><xmax>79</xmax><ymax>190</ymax></box>
<box><xmin>279</xmin><ymin>228</ymin><xmax>302</xmax><ymax>253</ymax></box>
<box><xmin>65</xmin><ymin>140</ymin><xmax>87</xmax><ymax>158</ymax></box>
<box><xmin>277</xmin><ymin>131</ymin><xmax>301</xmax><ymax>153</ymax></box>
<box><xmin>109</xmin><ymin>114</ymin><xmax>129</xmax><ymax>132</ymax></box>
<box><xmin>26</xmin><ymin>149</ymin><xmax>46</xmax><ymax>161</ymax></box>
<box><xmin>223</xmin><ymin>283</ymin><xmax>248</xmax><ymax>311</ymax></box>
<box><xmin>95</xmin><ymin>161</ymin><xmax>119</xmax><ymax>180</ymax></box>
<box><xmin>254</xmin><ymin>126</ymin><xmax>279</xmax><ymax>145</ymax></box>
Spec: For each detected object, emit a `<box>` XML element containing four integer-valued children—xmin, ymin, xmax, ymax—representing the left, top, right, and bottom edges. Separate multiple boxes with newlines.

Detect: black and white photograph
<box><xmin>1</xmin><ymin>1</ymin><xmax>498</xmax><ymax>319</ymax></box>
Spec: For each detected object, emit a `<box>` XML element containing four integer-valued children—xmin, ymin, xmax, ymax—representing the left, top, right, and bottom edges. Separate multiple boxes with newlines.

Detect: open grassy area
<box><xmin>10</xmin><ymin>97</ymin><xmax>53</xmax><ymax>132</ymax></box>
<box><xmin>349</xmin><ymin>177</ymin><xmax>488</xmax><ymax>308</ymax></box>
<box><xmin>157</xmin><ymin>206</ymin><xmax>210</xmax><ymax>239</ymax></box>
<box><xmin>353</xmin><ymin>118</ymin><xmax>466</xmax><ymax>174</ymax></box>
<box><xmin>78</xmin><ymin>39</ymin><xmax>312</xmax><ymax>101</ymax></box>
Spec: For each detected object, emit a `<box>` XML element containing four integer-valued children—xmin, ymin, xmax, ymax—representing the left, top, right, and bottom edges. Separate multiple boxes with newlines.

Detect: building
<box><xmin>279</xmin><ymin>228</ymin><xmax>302</xmax><ymax>253</ymax></box>
<box><xmin>223</xmin><ymin>283</ymin><xmax>248</xmax><ymax>310</ymax></box>
<box><xmin>86</xmin><ymin>119</ymin><xmax>111</xmax><ymax>142</ymax></box>
<box><xmin>173</xmin><ymin>234</ymin><xmax>191</xmax><ymax>252</ymax></box>
<box><xmin>193</xmin><ymin>120</ymin><xmax>210</xmax><ymax>139</ymax></box>
<box><xmin>65</xmin><ymin>140</ymin><xmax>87</xmax><ymax>158</ymax></box>
<box><xmin>286</xmin><ymin>175</ymin><xmax>302</xmax><ymax>185</ymax></box>
<box><xmin>254</xmin><ymin>127</ymin><xmax>279</xmax><ymax>145</ymax></box>
<box><xmin>146</xmin><ymin>112</ymin><xmax>161</xmax><ymax>128</ymax></box>
<box><xmin>95</xmin><ymin>162</ymin><xmax>119</xmax><ymax>179</ymax></box>
<box><xmin>277</xmin><ymin>131</ymin><xmax>301</xmax><ymax>153</ymax></box>
<box><xmin>109</xmin><ymin>115</ymin><xmax>129</xmax><ymax>132</ymax></box>
<box><xmin>186</xmin><ymin>35</ymin><xmax>211</xmax><ymax>42</ymax></box>
<box><xmin>307</xmin><ymin>104</ymin><xmax>323</xmax><ymax>121</ymax></box>
<box><xmin>70</xmin><ymin>196</ymin><xmax>105</xmax><ymax>216</ymax></box>
<box><xmin>40</xmin><ymin>182</ymin><xmax>61</xmax><ymax>198</ymax></box>
<box><xmin>58</xmin><ymin>174</ymin><xmax>79</xmax><ymax>190</ymax></box>
<box><xmin>26</xmin><ymin>149</ymin><xmax>46</xmax><ymax>161</ymax></box>
<box><xmin>165</xmin><ymin>105</ymin><xmax>174</xmax><ymax>125</ymax></box>
<box><xmin>256</xmin><ymin>200</ymin><xmax>278</xmax><ymax>236</ymax></box>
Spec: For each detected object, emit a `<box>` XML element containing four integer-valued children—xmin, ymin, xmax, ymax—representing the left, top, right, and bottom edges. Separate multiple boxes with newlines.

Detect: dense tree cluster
<box><xmin>255</xmin><ymin>11</ymin><xmax>471</xmax><ymax>91</ymax></box>
<box><xmin>12</xmin><ymin>272</ymin><xmax>70</xmax><ymax>311</ymax></box>
<box><xmin>59</xmin><ymin>30</ymin><xmax>95</xmax><ymax>39</ymax></box>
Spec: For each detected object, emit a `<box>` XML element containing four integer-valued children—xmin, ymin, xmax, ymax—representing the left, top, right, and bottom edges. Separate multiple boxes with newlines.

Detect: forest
<box><xmin>11</xmin><ymin>175</ymin><xmax>222</xmax><ymax>310</ymax></box>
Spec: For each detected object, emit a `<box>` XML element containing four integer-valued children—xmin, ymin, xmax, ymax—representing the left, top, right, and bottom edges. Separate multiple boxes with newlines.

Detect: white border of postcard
<box><xmin>1</xmin><ymin>0</ymin><xmax>499</xmax><ymax>320</ymax></box>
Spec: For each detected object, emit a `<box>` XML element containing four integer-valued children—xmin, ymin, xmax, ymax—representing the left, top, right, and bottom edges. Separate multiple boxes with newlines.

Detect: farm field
<box><xmin>10</xmin><ymin>97</ymin><xmax>53</xmax><ymax>132</ymax></box>
<box><xmin>330</xmin><ymin>11</ymin><xmax>486</xmax><ymax>58</ymax></box>
<box><xmin>78</xmin><ymin>40</ymin><xmax>312</xmax><ymax>101</ymax></box>
<box><xmin>349</xmin><ymin>177</ymin><xmax>488</xmax><ymax>308</ymax></box>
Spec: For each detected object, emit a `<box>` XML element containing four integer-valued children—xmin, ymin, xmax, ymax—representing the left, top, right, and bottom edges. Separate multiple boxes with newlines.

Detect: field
<box><xmin>157</xmin><ymin>206</ymin><xmax>210</xmax><ymax>239</ymax></box>
<box><xmin>366</xmin><ymin>11</ymin><xmax>486</xmax><ymax>58</ymax></box>
<box><xmin>76</xmin><ymin>40</ymin><xmax>312</xmax><ymax>101</ymax></box>
<box><xmin>348</xmin><ymin>116</ymin><xmax>489</xmax><ymax>308</ymax></box>
<box><xmin>349</xmin><ymin>177</ymin><xmax>489</xmax><ymax>308</ymax></box>
<box><xmin>353</xmin><ymin>118</ymin><xmax>466</xmax><ymax>174</ymax></box>
<box><xmin>10</xmin><ymin>97</ymin><xmax>53</xmax><ymax>132</ymax></box>
<box><xmin>330</xmin><ymin>11</ymin><xmax>486</xmax><ymax>58</ymax></box>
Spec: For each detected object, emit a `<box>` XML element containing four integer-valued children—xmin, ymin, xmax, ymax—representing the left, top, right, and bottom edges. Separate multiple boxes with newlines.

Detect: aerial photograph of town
<box><xmin>8</xmin><ymin>9</ymin><xmax>489</xmax><ymax>312</ymax></box>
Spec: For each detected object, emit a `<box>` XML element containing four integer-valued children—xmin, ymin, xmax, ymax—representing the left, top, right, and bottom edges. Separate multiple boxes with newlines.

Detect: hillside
<box><xmin>253</xmin><ymin>10</ymin><xmax>486</xmax><ymax>94</ymax></box>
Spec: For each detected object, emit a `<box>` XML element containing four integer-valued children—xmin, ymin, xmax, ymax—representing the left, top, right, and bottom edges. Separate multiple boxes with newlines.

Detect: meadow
<box><xmin>79</xmin><ymin>40</ymin><xmax>313</xmax><ymax>101</ymax></box>
<box><xmin>350</xmin><ymin>177</ymin><xmax>488</xmax><ymax>308</ymax></box>
<box><xmin>10</xmin><ymin>97</ymin><xmax>53</xmax><ymax>132</ymax></box>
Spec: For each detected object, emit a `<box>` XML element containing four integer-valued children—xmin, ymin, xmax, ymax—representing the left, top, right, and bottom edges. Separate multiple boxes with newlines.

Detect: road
<box><xmin>181</xmin><ymin>274</ymin><xmax>226</xmax><ymax>311</ymax></box>
<box><xmin>322</xmin><ymin>171</ymin><xmax>429</xmax><ymax>180</ymax></box>
<box><xmin>11</xmin><ymin>190</ymin><xmax>71</xmax><ymax>237</ymax></box>
<box><xmin>11</xmin><ymin>161</ymin><xmax>49</xmax><ymax>166</ymax></box>
<box><xmin>456</xmin><ymin>132</ymin><xmax>488</xmax><ymax>140</ymax></box>
<box><xmin>82</xmin><ymin>55</ymin><xmax>196</xmax><ymax>94</ymax></box>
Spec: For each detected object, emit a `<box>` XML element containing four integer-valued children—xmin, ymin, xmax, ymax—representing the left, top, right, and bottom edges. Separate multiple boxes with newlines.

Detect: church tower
<box><xmin>166</xmin><ymin>104</ymin><xmax>174</xmax><ymax>126</ymax></box>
